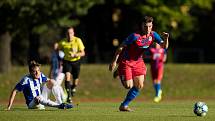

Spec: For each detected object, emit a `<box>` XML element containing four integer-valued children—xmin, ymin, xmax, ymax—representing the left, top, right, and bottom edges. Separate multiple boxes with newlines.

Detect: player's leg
<box><xmin>32</xmin><ymin>96</ymin><xmax>73</xmax><ymax>109</ymax></box>
<box><xmin>52</xmin><ymin>85</ymin><xmax>64</xmax><ymax>104</ymax></box>
<box><xmin>63</xmin><ymin>60</ymin><xmax>73</xmax><ymax>103</ymax></box>
<box><xmin>55</xmin><ymin>73</ymin><xmax>66</xmax><ymax>102</ymax></box>
<box><xmin>41</xmin><ymin>84</ymin><xmax>51</xmax><ymax>101</ymax></box>
<box><xmin>55</xmin><ymin>73</ymin><xmax>65</xmax><ymax>85</ymax></box>
<box><xmin>28</xmin><ymin>98</ymin><xmax>45</xmax><ymax>110</ymax></box>
<box><xmin>118</xmin><ymin>60</ymin><xmax>146</xmax><ymax>111</ymax></box>
<box><xmin>70</xmin><ymin>60</ymin><xmax>81</xmax><ymax>97</ymax></box>
<box><xmin>65</xmin><ymin>72</ymin><xmax>72</xmax><ymax>103</ymax></box>
<box><xmin>118</xmin><ymin>63</ymin><xmax>135</xmax><ymax>111</ymax></box>
<box><xmin>153</xmin><ymin>66</ymin><xmax>163</xmax><ymax>102</ymax></box>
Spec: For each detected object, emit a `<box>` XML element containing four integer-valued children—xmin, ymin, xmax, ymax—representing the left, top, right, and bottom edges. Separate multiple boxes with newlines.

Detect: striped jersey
<box><xmin>15</xmin><ymin>73</ymin><xmax>47</xmax><ymax>106</ymax></box>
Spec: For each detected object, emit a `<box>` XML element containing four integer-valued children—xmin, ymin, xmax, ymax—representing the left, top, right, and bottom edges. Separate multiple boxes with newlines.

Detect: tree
<box><xmin>0</xmin><ymin>0</ymin><xmax>104</xmax><ymax>72</ymax></box>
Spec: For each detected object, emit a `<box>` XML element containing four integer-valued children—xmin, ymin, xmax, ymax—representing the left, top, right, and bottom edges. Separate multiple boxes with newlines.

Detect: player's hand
<box><xmin>162</xmin><ymin>32</ymin><xmax>169</xmax><ymax>40</ymax></box>
<box><xmin>109</xmin><ymin>62</ymin><xmax>116</xmax><ymax>72</ymax></box>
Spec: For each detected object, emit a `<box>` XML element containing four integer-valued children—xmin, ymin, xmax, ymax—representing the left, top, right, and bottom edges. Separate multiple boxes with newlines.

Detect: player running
<box><xmin>6</xmin><ymin>61</ymin><xmax>73</xmax><ymax>110</ymax></box>
<box><xmin>149</xmin><ymin>43</ymin><xmax>167</xmax><ymax>103</ymax></box>
<box><xmin>58</xmin><ymin>27</ymin><xmax>85</xmax><ymax>103</ymax></box>
<box><xmin>109</xmin><ymin>16</ymin><xmax>169</xmax><ymax>111</ymax></box>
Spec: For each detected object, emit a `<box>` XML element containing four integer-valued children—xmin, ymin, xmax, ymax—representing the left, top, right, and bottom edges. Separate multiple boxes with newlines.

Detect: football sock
<box><xmin>154</xmin><ymin>83</ymin><xmax>161</xmax><ymax>97</ymax></box>
<box><xmin>121</xmin><ymin>87</ymin><xmax>139</xmax><ymax>106</ymax></box>
<box><xmin>65</xmin><ymin>81</ymin><xmax>72</xmax><ymax>100</ymax></box>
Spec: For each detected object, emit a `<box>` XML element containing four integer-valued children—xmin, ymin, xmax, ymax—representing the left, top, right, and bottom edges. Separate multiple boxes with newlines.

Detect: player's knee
<box><xmin>135</xmin><ymin>84</ymin><xmax>144</xmax><ymax>89</ymax></box>
<box><xmin>34</xmin><ymin>96</ymin><xmax>41</xmax><ymax>104</ymax></box>
<box><xmin>46</xmin><ymin>80</ymin><xmax>54</xmax><ymax>89</ymax></box>
<box><xmin>65</xmin><ymin>72</ymin><xmax>71</xmax><ymax>81</ymax></box>
<box><xmin>123</xmin><ymin>83</ymin><xmax>133</xmax><ymax>89</ymax></box>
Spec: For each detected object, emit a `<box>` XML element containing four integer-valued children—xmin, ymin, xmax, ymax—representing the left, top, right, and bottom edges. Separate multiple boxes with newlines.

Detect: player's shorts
<box><xmin>118</xmin><ymin>59</ymin><xmax>147</xmax><ymax>81</ymax></box>
<box><xmin>151</xmin><ymin>64</ymin><xmax>164</xmax><ymax>81</ymax></box>
<box><xmin>63</xmin><ymin>60</ymin><xmax>81</xmax><ymax>79</ymax></box>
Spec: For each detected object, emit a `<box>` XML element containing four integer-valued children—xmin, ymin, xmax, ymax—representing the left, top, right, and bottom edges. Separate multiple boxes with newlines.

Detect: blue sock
<box><xmin>154</xmin><ymin>83</ymin><xmax>161</xmax><ymax>96</ymax></box>
<box><xmin>121</xmin><ymin>87</ymin><xmax>139</xmax><ymax>106</ymax></box>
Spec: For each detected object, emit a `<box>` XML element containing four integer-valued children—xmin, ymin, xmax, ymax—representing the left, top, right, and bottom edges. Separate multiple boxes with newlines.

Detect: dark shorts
<box><xmin>63</xmin><ymin>60</ymin><xmax>81</xmax><ymax>80</ymax></box>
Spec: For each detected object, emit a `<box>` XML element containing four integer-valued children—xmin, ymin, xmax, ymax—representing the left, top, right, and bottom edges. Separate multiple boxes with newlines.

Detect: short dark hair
<box><xmin>142</xmin><ymin>16</ymin><xmax>153</xmax><ymax>23</ymax></box>
<box><xmin>28</xmin><ymin>60</ymin><xmax>41</xmax><ymax>72</ymax></box>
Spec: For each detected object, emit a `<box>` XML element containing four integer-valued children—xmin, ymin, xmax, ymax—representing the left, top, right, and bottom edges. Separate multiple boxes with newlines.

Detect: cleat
<box><xmin>64</xmin><ymin>103</ymin><xmax>73</xmax><ymax>109</ymax></box>
<box><xmin>58</xmin><ymin>103</ymin><xmax>65</xmax><ymax>109</ymax></box>
<box><xmin>36</xmin><ymin>104</ymin><xmax>45</xmax><ymax>110</ymax></box>
<box><xmin>58</xmin><ymin>103</ymin><xmax>73</xmax><ymax>109</ymax></box>
<box><xmin>119</xmin><ymin>105</ymin><xmax>132</xmax><ymax>112</ymax></box>
<box><xmin>154</xmin><ymin>96</ymin><xmax>161</xmax><ymax>103</ymax></box>
<box><xmin>154</xmin><ymin>90</ymin><xmax>162</xmax><ymax>103</ymax></box>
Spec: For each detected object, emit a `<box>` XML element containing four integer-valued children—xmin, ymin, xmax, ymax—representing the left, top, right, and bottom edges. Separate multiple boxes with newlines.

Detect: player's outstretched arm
<box><xmin>6</xmin><ymin>89</ymin><xmax>17</xmax><ymax>110</ymax></box>
<box><xmin>109</xmin><ymin>44</ymin><xmax>125</xmax><ymax>72</ymax></box>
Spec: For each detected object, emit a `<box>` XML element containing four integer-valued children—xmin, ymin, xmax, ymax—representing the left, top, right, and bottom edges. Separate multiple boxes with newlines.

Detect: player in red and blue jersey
<box><xmin>149</xmin><ymin>43</ymin><xmax>167</xmax><ymax>103</ymax></box>
<box><xmin>6</xmin><ymin>61</ymin><xmax>73</xmax><ymax>110</ymax></box>
<box><xmin>109</xmin><ymin>16</ymin><xmax>169</xmax><ymax>111</ymax></box>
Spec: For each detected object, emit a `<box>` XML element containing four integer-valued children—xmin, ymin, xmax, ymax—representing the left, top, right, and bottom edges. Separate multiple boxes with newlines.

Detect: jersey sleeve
<box><xmin>77</xmin><ymin>38</ymin><xmax>85</xmax><ymax>51</ymax></box>
<box><xmin>41</xmin><ymin>73</ymin><xmax>48</xmax><ymax>83</ymax></box>
<box><xmin>122</xmin><ymin>33</ymin><xmax>139</xmax><ymax>45</ymax></box>
<box><xmin>153</xmin><ymin>32</ymin><xmax>164</xmax><ymax>44</ymax></box>
<box><xmin>15</xmin><ymin>77</ymin><xmax>28</xmax><ymax>92</ymax></box>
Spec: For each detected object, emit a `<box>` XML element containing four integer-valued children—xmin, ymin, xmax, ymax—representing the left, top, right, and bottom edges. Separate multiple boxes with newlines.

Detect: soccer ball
<box><xmin>193</xmin><ymin>102</ymin><xmax>208</xmax><ymax>116</ymax></box>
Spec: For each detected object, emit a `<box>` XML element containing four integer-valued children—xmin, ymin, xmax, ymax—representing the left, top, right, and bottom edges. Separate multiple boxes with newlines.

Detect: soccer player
<box><xmin>42</xmin><ymin>42</ymin><xmax>66</xmax><ymax>104</ymax></box>
<box><xmin>58</xmin><ymin>27</ymin><xmax>85</xmax><ymax>103</ymax></box>
<box><xmin>6</xmin><ymin>61</ymin><xmax>73</xmax><ymax>110</ymax></box>
<box><xmin>109</xmin><ymin>16</ymin><xmax>169</xmax><ymax>111</ymax></box>
<box><xmin>149</xmin><ymin>43</ymin><xmax>167</xmax><ymax>103</ymax></box>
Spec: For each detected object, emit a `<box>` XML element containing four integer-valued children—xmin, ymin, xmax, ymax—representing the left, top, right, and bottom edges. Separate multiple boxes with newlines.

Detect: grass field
<box><xmin>0</xmin><ymin>64</ymin><xmax>215</xmax><ymax>121</ymax></box>
<box><xmin>1</xmin><ymin>101</ymin><xmax>214</xmax><ymax>121</ymax></box>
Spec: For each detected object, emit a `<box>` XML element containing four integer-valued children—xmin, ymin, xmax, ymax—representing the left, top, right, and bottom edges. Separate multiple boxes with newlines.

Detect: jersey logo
<box><xmin>136</xmin><ymin>36</ymin><xmax>153</xmax><ymax>48</ymax></box>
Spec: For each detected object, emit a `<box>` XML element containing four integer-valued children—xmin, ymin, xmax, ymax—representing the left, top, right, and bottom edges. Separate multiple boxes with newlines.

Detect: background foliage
<box><xmin>0</xmin><ymin>0</ymin><xmax>215</xmax><ymax>72</ymax></box>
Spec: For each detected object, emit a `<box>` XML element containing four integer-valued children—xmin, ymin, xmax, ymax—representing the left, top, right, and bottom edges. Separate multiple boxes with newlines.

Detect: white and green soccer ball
<box><xmin>193</xmin><ymin>102</ymin><xmax>208</xmax><ymax>117</ymax></box>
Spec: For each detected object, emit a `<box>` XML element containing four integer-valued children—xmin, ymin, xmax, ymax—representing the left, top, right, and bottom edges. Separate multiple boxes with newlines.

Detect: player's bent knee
<box><xmin>123</xmin><ymin>85</ymin><xmax>132</xmax><ymax>89</ymax></box>
<box><xmin>34</xmin><ymin>96</ymin><xmax>41</xmax><ymax>104</ymax></box>
<box><xmin>134</xmin><ymin>84</ymin><xmax>144</xmax><ymax>89</ymax></box>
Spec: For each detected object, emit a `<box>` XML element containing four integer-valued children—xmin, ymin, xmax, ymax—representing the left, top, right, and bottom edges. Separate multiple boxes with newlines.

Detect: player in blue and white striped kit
<box><xmin>6</xmin><ymin>61</ymin><xmax>73</xmax><ymax>110</ymax></box>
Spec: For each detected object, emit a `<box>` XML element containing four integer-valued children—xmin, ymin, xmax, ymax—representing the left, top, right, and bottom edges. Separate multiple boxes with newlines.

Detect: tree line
<box><xmin>0</xmin><ymin>0</ymin><xmax>214</xmax><ymax>72</ymax></box>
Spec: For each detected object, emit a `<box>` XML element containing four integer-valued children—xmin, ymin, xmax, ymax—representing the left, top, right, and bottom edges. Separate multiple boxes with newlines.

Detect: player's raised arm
<box><xmin>161</xmin><ymin>32</ymin><xmax>169</xmax><ymax>49</ymax></box>
<box><xmin>109</xmin><ymin>43</ymin><xmax>125</xmax><ymax>72</ymax></box>
<box><xmin>6</xmin><ymin>88</ymin><xmax>18</xmax><ymax>110</ymax></box>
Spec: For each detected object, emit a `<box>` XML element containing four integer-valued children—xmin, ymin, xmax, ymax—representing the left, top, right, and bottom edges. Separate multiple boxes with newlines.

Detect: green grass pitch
<box><xmin>1</xmin><ymin>64</ymin><xmax>215</xmax><ymax>121</ymax></box>
<box><xmin>1</xmin><ymin>100</ymin><xmax>214</xmax><ymax>121</ymax></box>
